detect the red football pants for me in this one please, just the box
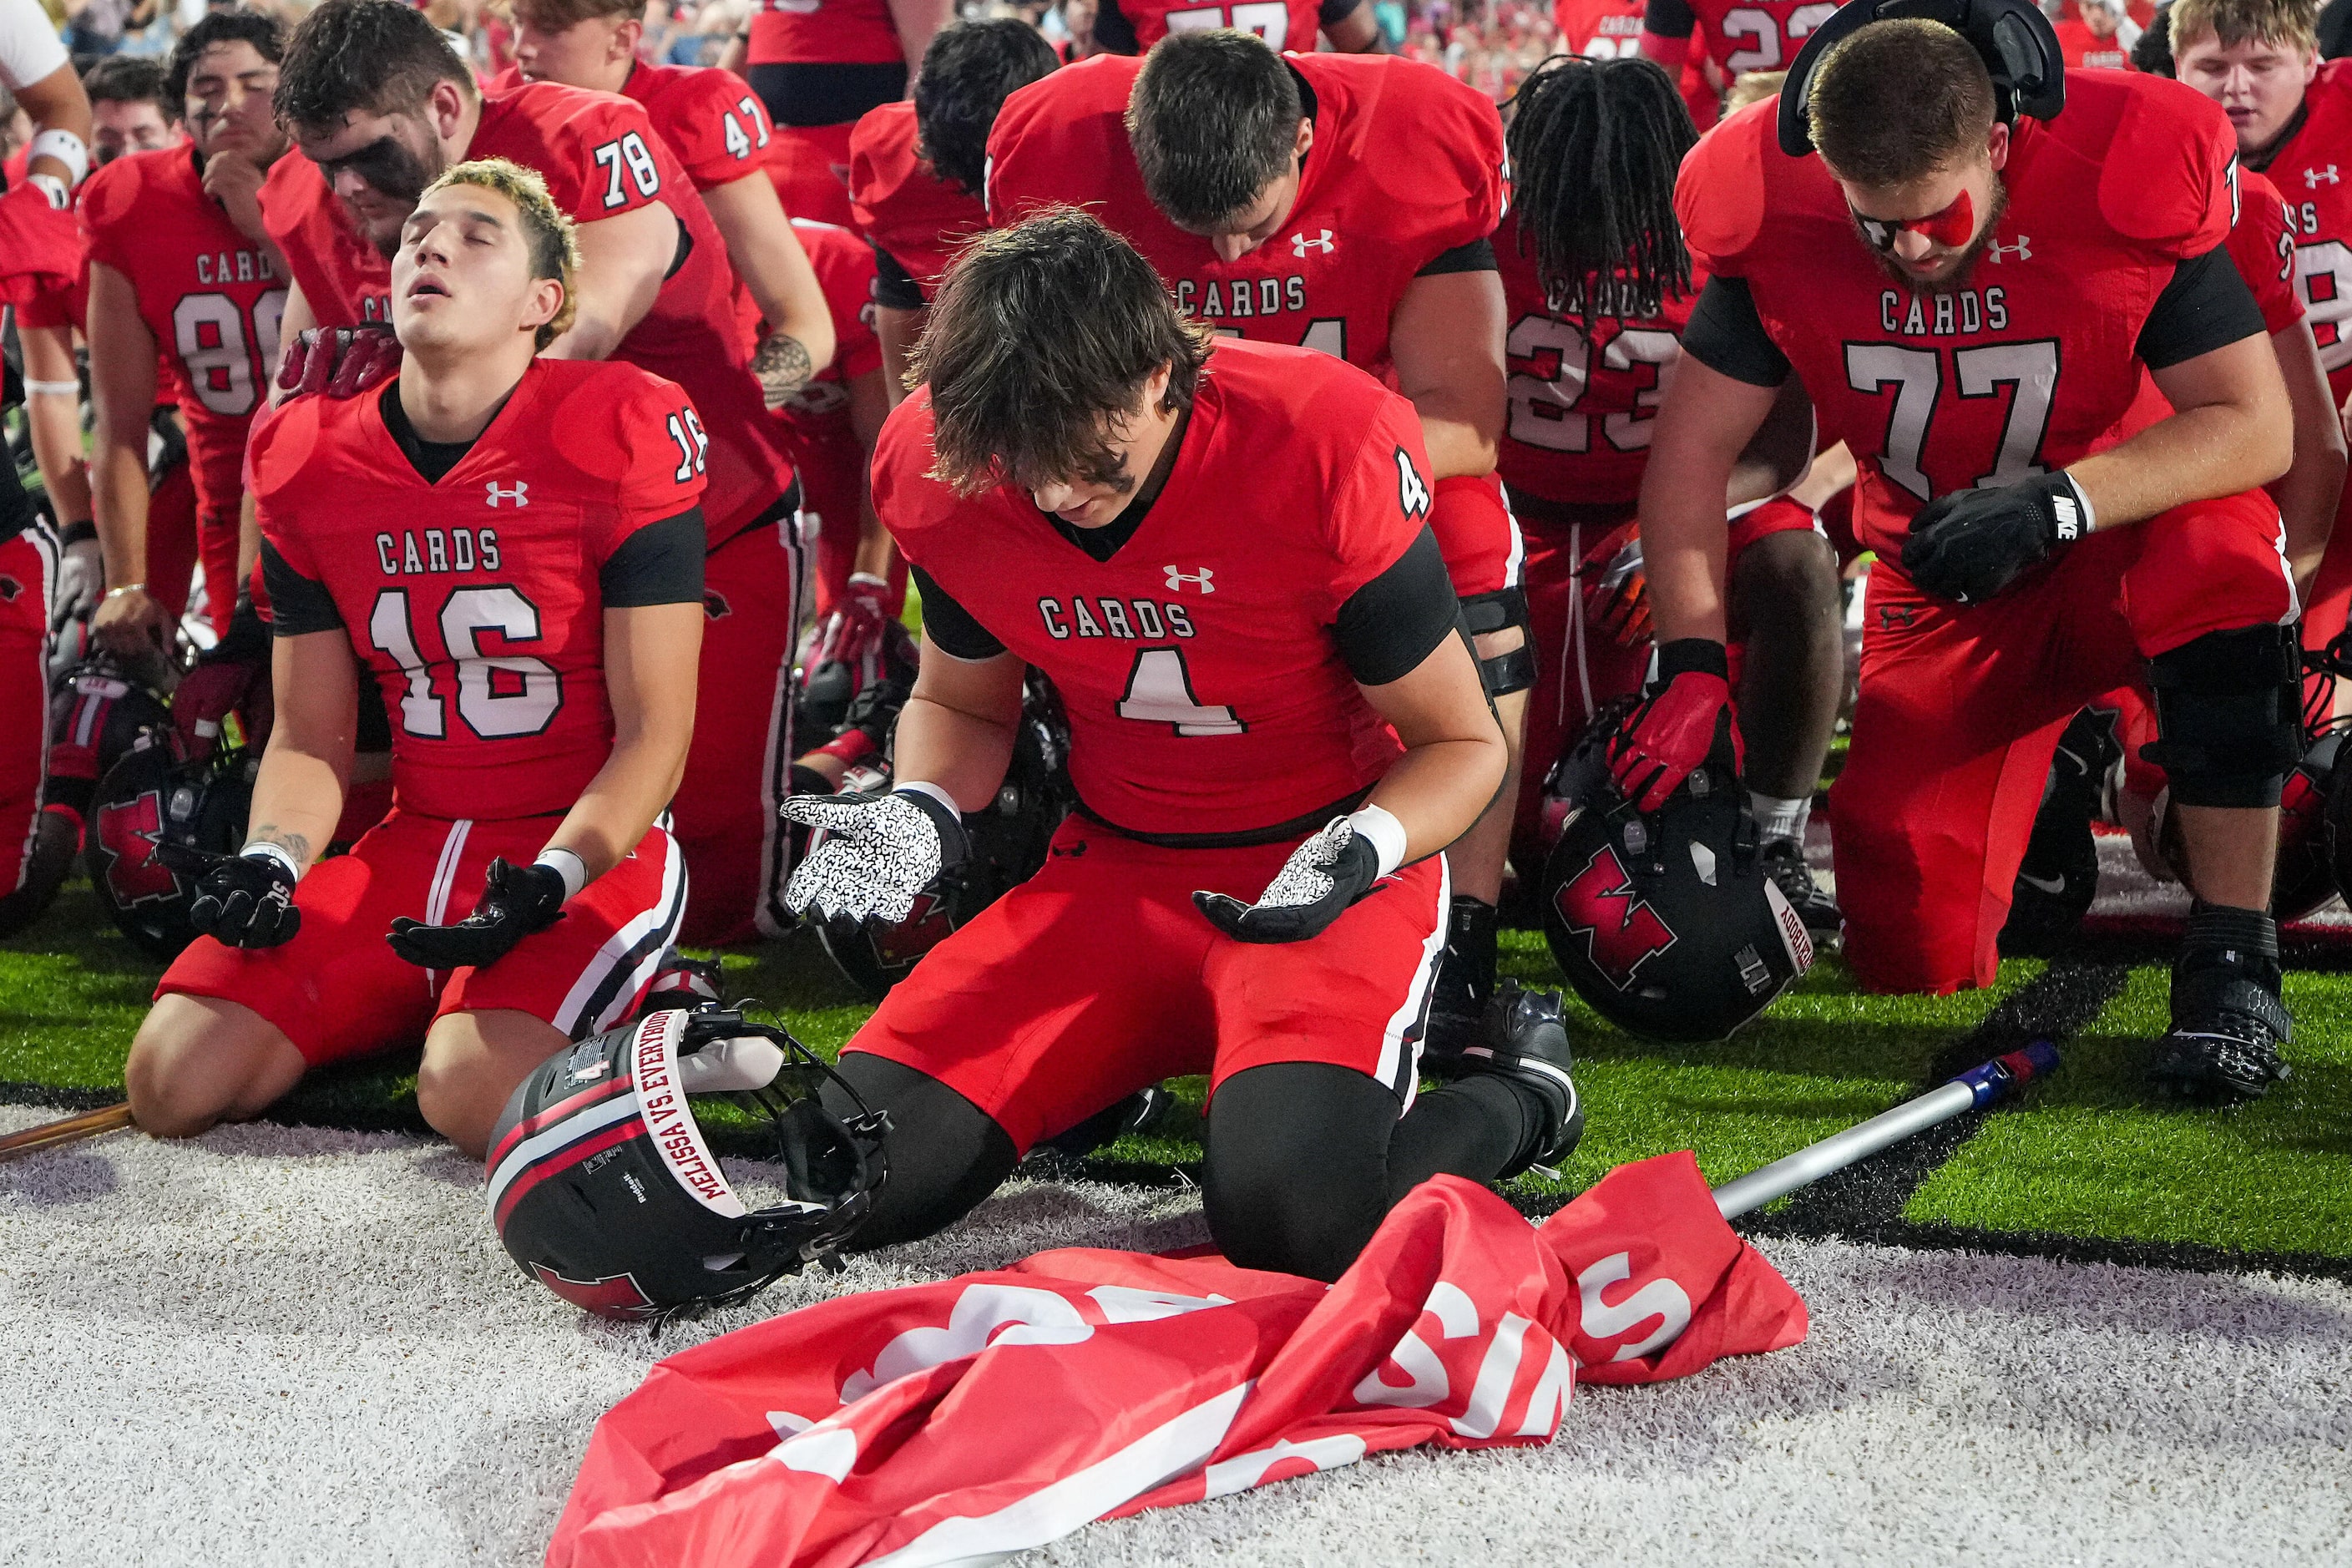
[157,809,687,1065]
[1832,490,2295,994]
[1428,473,1523,599]
[140,461,235,638]
[0,529,51,890]
[847,816,1451,1155]
[2297,473,2352,662]
[765,123,857,228]
[672,517,802,945]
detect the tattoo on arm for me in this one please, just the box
[752,331,815,401]
[246,826,313,867]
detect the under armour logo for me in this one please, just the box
[485,481,529,507]
[2308,164,2340,188]
[1291,229,1335,256]
[1987,238,2032,263]
[1165,566,1215,594]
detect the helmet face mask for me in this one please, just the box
[488,1009,889,1323]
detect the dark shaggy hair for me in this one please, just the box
[915,18,1058,195]
[275,0,470,133]
[83,55,166,110]
[1506,54,1696,322]
[2133,4,2178,73]
[1126,29,1302,230]
[164,8,286,115]
[1808,19,1996,188]
[914,206,1214,494]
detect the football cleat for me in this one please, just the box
[1758,838,1843,944]
[1455,981,1585,1180]
[2151,907,2294,1105]
[1422,895,1500,1076]
[2000,706,2120,956]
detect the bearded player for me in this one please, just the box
[266,0,807,944]
[1639,9,2303,1101]
[782,210,1580,1282]
[1499,54,1842,932]
[125,159,701,1159]
[82,9,286,695]
[987,32,1527,1056]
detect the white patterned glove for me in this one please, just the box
[779,787,968,923]
[1193,817,1385,944]
[49,535,102,639]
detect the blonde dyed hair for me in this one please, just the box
[420,157,582,349]
[2167,0,2320,55]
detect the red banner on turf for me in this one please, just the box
[549,1153,1806,1567]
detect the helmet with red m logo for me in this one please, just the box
[1540,736,1813,1042]
[488,1008,888,1323]
[84,741,257,960]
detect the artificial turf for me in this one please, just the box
[4,883,2345,1272]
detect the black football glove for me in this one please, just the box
[1900,471,2090,605]
[387,856,567,971]
[158,846,302,949]
[1194,817,1383,944]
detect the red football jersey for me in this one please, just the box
[488,63,784,195]
[1646,0,1838,78]
[873,339,1435,838]
[250,359,706,822]
[987,53,1507,376]
[2231,169,2302,336]
[1678,73,2245,558]
[847,100,986,304]
[746,0,902,68]
[776,216,882,495]
[2053,18,2130,69]
[1495,206,1699,507]
[2263,61,2352,405]
[1095,0,1324,52]
[82,145,289,526]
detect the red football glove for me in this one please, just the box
[174,594,275,760]
[276,324,402,400]
[1607,639,1741,812]
[807,573,895,697]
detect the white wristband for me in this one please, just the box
[1345,803,1408,879]
[535,847,588,902]
[23,379,76,397]
[2055,470,2095,539]
[28,129,86,188]
[893,779,961,820]
[240,842,301,882]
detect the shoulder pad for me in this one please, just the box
[2096,74,2238,251]
[1676,101,1774,271]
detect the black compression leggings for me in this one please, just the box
[824,1055,1530,1282]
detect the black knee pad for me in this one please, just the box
[1202,1063,1395,1281]
[2141,625,2303,809]
[1461,586,1535,696]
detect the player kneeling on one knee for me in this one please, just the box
[124,159,704,1159]
[779,210,1585,1282]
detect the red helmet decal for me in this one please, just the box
[530,1262,657,1319]
[94,790,176,907]
[1555,844,1677,989]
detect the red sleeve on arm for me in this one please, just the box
[2231,171,2304,335]
[513,90,673,224]
[615,377,711,552]
[1675,99,1771,274]
[2100,77,2240,255]
[1323,388,1439,614]
[655,69,768,190]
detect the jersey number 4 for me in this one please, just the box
[369,585,561,741]
[1844,339,2059,501]
[174,289,287,419]
[1116,647,1244,736]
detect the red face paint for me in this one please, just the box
[1851,187,1976,252]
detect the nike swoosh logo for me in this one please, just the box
[2017,873,2068,895]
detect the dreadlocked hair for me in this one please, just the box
[1505,54,1697,323]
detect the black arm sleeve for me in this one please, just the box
[600,510,707,607]
[260,538,344,636]
[871,242,926,313]
[2137,245,2271,370]
[1093,0,1140,53]
[1333,526,1460,685]
[909,564,1008,660]
[1644,0,1697,37]
[1414,236,1499,277]
[1682,276,1793,387]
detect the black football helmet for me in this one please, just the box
[84,741,257,960]
[1534,694,1640,859]
[816,674,1074,1000]
[488,1007,889,1323]
[46,650,175,818]
[1541,715,1813,1042]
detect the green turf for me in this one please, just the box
[5,883,2345,1264]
